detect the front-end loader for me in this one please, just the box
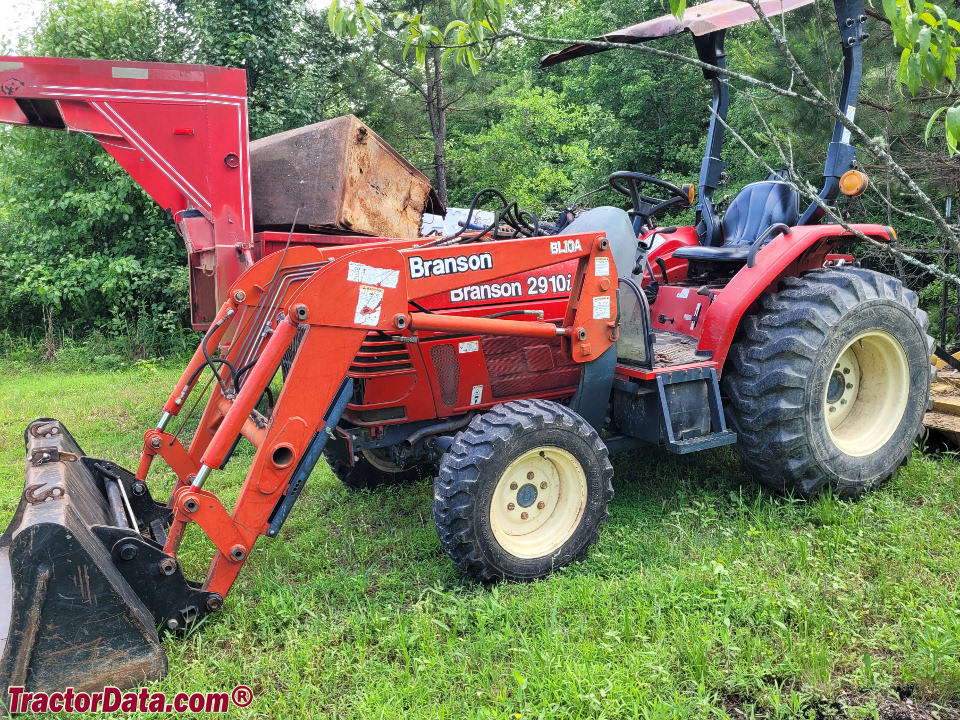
[0,0,935,705]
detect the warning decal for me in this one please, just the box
[355,285,384,326]
[593,295,611,320]
[347,262,399,288]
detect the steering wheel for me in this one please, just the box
[608,171,694,232]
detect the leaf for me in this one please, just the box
[906,51,922,94]
[919,25,932,56]
[327,0,340,34]
[907,11,923,45]
[923,105,948,142]
[884,0,912,47]
[669,0,686,20]
[946,105,960,143]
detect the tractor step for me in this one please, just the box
[611,366,736,454]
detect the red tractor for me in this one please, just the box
[0,0,933,702]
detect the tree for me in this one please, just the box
[328,0,505,203]
[170,0,353,139]
[0,0,193,342]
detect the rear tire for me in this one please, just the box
[324,441,423,491]
[723,268,934,499]
[433,399,614,582]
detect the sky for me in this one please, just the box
[0,0,43,48]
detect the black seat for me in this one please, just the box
[672,181,799,263]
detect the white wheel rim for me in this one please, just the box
[824,330,910,457]
[489,447,587,559]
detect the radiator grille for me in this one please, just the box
[480,335,580,399]
[348,333,413,377]
[280,324,308,379]
[429,344,460,406]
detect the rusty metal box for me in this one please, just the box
[250,114,442,238]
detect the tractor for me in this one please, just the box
[0,0,934,703]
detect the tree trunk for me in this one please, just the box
[425,47,448,205]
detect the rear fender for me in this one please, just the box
[698,223,892,371]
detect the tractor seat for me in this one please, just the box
[672,181,799,263]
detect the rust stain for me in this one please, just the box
[72,564,95,605]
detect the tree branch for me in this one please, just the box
[713,101,960,288]
[740,0,960,252]
[373,58,430,103]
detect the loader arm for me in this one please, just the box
[144,231,616,598]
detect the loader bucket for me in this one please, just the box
[0,419,166,710]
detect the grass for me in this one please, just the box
[0,363,959,718]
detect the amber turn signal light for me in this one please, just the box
[839,170,868,197]
[682,183,696,206]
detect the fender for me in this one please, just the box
[643,226,700,284]
[698,223,893,371]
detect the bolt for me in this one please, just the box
[510,482,518,490]
[540,481,547,490]
[295,304,309,321]
[840,399,847,405]
[206,594,224,613]
[537,501,545,510]
[150,437,162,449]
[131,481,147,497]
[159,558,177,576]
[229,545,247,562]
[843,367,851,375]
[507,503,516,511]
[527,472,534,480]
[846,383,853,389]
[119,543,139,561]
[521,512,529,520]
[835,363,840,369]
[184,498,199,513]
[829,406,837,412]
[166,618,180,631]
[234,290,246,303]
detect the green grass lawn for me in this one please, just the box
[0,363,958,718]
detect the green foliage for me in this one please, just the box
[328,0,505,73]
[0,0,192,346]
[448,86,616,212]
[0,129,190,338]
[884,0,960,153]
[175,0,348,139]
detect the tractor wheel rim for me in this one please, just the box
[362,449,403,473]
[490,446,587,559]
[824,330,910,457]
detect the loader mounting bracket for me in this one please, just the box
[92,526,222,633]
[84,458,174,545]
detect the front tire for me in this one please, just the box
[723,268,934,499]
[433,400,614,582]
